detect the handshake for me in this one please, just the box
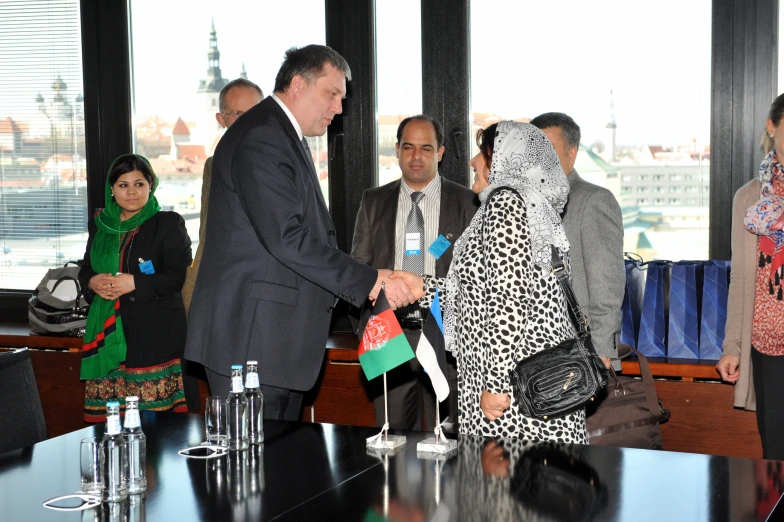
[369,269,424,309]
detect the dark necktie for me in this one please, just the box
[400,192,425,320]
[301,137,327,208]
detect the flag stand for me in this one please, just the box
[366,372,406,450]
[417,397,457,458]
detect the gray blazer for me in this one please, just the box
[184,97,378,391]
[561,170,625,368]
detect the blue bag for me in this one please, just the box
[698,260,731,360]
[637,261,671,358]
[667,261,704,359]
[620,257,646,348]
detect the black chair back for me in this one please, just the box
[0,348,47,454]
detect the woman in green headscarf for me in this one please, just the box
[78,154,193,422]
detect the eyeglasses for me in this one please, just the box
[178,445,228,459]
[220,110,245,118]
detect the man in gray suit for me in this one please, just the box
[531,112,624,370]
[351,115,479,431]
[185,45,414,420]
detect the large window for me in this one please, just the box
[470,0,711,261]
[129,1,326,248]
[375,0,422,186]
[0,0,87,291]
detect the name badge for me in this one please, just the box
[428,235,452,260]
[405,233,421,256]
[138,259,155,275]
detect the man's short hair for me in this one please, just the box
[396,114,445,148]
[529,112,581,151]
[218,78,263,112]
[273,45,351,93]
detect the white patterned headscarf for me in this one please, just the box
[442,121,570,353]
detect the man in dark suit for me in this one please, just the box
[351,115,479,431]
[185,45,414,421]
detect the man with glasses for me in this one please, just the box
[183,78,263,314]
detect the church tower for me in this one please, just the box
[605,89,617,163]
[197,18,228,152]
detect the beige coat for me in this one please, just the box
[722,179,760,411]
[181,156,212,315]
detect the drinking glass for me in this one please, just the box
[205,396,228,447]
[80,437,104,495]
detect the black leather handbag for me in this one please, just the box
[508,245,609,420]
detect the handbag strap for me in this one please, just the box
[49,276,85,310]
[617,343,670,422]
[483,187,590,338]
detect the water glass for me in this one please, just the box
[80,437,104,495]
[205,396,228,446]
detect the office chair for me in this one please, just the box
[0,348,47,454]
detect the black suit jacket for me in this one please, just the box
[350,177,479,332]
[80,211,192,368]
[185,96,377,391]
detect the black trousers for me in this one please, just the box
[752,347,784,460]
[371,329,459,432]
[205,368,303,421]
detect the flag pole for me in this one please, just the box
[383,372,389,443]
[434,397,440,443]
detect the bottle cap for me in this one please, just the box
[246,360,258,365]
[126,396,139,402]
[106,401,120,407]
[231,364,243,370]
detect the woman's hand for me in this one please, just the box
[480,389,511,421]
[88,273,116,300]
[481,440,510,478]
[716,354,740,383]
[106,273,135,299]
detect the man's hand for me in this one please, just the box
[480,389,511,421]
[716,354,740,383]
[600,356,612,369]
[369,269,416,309]
[388,271,424,301]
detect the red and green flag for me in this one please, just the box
[358,287,415,380]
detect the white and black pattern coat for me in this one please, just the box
[421,189,587,442]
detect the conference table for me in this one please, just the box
[1,412,783,521]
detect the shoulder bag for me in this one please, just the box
[483,187,609,420]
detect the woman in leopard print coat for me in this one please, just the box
[394,121,585,442]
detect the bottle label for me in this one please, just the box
[107,415,122,435]
[125,409,140,429]
[231,376,244,393]
[246,372,260,389]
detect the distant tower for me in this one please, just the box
[197,18,228,151]
[170,117,191,158]
[240,62,248,80]
[605,89,617,163]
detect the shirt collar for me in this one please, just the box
[400,173,441,198]
[271,93,303,141]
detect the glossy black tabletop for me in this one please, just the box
[1,412,782,521]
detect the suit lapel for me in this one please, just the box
[381,181,400,268]
[266,98,333,225]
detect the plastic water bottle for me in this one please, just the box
[123,396,147,493]
[245,361,264,444]
[227,365,249,450]
[102,401,128,502]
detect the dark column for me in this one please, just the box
[422,0,471,188]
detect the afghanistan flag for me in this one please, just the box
[358,287,415,380]
[415,289,450,402]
